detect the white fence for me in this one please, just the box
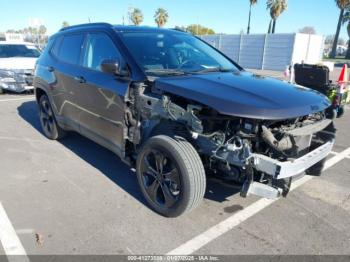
[200,33,325,71]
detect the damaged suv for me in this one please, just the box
[34,23,335,217]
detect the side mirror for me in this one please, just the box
[100,59,128,77]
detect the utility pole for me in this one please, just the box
[127,6,134,25]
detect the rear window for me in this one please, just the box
[0,44,41,58]
[57,34,84,65]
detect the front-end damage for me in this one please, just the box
[125,81,335,200]
[0,69,34,93]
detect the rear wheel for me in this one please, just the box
[136,135,206,217]
[39,95,66,140]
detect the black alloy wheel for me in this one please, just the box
[139,148,181,208]
[136,135,206,217]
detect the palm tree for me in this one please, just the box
[130,8,144,26]
[266,0,287,34]
[342,9,350,58]
[38,25,47,46]
[154,8,169,28]
[247,0,257,34]
[330,0,350,58]
[62,21,70,28]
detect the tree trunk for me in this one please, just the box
[247,3,252,34]
[268,19,272,34]
[330,9,345,58]
[272,19,276,34]
[346,23,350,59]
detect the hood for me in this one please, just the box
[155,71,330,120]
[0,57,37,70]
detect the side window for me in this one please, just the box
[58,34,84,65]
[83,33,122,71]
[50,36,62,57]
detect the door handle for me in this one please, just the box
[74,76,86,83]
[47,66,55,72]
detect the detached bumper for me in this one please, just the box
[252,139,335,179]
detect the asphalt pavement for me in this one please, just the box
[0,91,349,259]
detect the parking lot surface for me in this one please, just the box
[0,92,350,258]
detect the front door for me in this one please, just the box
[78,32,130,156]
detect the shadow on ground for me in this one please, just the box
[17,101,239,209]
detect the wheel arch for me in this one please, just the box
[35,87,47,103]
[143,119,192,143]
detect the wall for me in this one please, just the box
[200,33,324,71]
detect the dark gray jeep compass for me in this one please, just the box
[34,23,335,217]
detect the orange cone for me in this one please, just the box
[337,64,349,94]
[337,64,348,83]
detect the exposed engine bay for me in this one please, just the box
[125,81,335,199]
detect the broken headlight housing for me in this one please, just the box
[0,69,16,88]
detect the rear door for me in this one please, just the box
[50,33,85,129]
[78,31,130,156]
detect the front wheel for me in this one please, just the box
[337,106,345,118]
[136,135,206,217]
[306,122,336,176]
[306,158,326,176]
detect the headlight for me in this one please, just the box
[0,69,16,86]
[0,70,17,90]
[0,69,15,78]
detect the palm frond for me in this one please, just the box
[131,8,144,25]
[336,0,350,9]
[154,8,169,27]
[266,0,287,19]
[342,10,350,24]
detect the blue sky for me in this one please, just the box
[0,0,348,39]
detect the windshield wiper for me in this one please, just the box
[190,67,234,74]
[145,68,188,76]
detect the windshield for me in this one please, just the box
[0,44,41,58]
[119,31,239,76]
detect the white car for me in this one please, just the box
[0,41,41,93]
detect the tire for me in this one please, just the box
[38,95,66,140]
[337,106,345,118]
[136,135,206,217]
[325,107,337,120]
[305,158,326,176]
[306,122,336,176]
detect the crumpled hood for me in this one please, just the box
[0,57,37,70]
[155,71,330,120]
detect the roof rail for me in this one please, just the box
[172,27,188,33]
[60,22,112,32]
